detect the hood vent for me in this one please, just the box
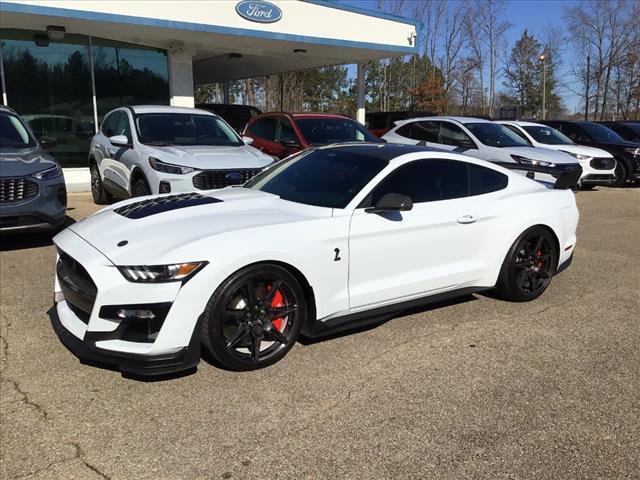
[114,192,222,219]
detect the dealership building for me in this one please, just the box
[0,0,418,190]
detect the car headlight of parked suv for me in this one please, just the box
[118,262,208,283]
[148,157,196,175]
[559,151,592,161]
[32,164,63,180]
[511,154,555,168]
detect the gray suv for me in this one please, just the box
[0,106,67,233]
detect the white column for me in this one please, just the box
[356,63,365,125]
[168,44,194,108]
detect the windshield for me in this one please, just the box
[136,113,242,146]
[0,113,36,149]
[296,118,379,146]
[244,148,388,208]
[465,123,529,148]
[580,123,624,142]
[523,125,573,145]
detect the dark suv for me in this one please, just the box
[196,103,262,134]
[0,106,67,233]
[540,120,640,186]
[599,121,640,143]
[243,112,380,159]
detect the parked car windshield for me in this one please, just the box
[0,112,36,149]
[244,148,388,208]
[465,123,529,148]
[579,123,625,142]
[523,125,573,145]
[296,118,379,145]
[135,113,243,146]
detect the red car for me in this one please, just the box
[242,112,380,159]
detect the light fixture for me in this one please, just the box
[227,53,243,60]
[293,48,307,55]
[46,25,66,41]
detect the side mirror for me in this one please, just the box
[242,136,254,145]
[365,193,413,214]
[279,138,301,149]
[39,136,57,151]
[458,140,476,149]
[109,135,129,146]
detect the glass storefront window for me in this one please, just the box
[0,30,169,168]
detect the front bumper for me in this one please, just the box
[51,228,216,377]
[0,175,67,233]
[580,174,616,186]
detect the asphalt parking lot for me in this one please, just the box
[1,187,639,480]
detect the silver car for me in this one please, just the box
[0,106,67,233]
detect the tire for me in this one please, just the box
[612,161,627,187]
[201,264,306,371]
[494,226,558,302]
[131,176,151,197]
[90,163,112,205]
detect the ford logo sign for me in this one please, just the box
[236,1,282,23]
[225,172,244,183]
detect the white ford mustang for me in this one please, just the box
[52,143,579,376]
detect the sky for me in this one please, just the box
[340,0,584,112]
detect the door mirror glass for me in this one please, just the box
[242,135,254,145]
[279,138,300,149]
[38,136,57,151]
[366,193,413,213]
[109,134,129,146]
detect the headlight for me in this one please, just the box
[149,157,195,175]
[32,165,62,180]
[511,154,555,168]
[559,151,592,161]
[624,147,639,157]
[118,262,207,283]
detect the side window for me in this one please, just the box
[277,118,298,143]
[438,122,475,147]
[101,113,114,137]
[468,164,508,195]
[368,159,469,205]
[248,117,278,141]
[503,124,530,144]
[395,123,414,139]
[110,111,132,142]
[560,124,589,142]
[396,121,438,142]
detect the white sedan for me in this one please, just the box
[52,144,579,376]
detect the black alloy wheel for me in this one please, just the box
[201,264,306,371]
[90,164,111,204]
[612,161,627,187]
[132,177,151,197]
[495,226,558,302]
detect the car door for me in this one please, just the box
[245,116,282,157]
[99,110,136,194]
[348,159,490,310]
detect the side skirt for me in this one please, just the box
[306,286,489,339]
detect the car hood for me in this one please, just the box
[0,147,57,177]
[146,144,274,170]
[63,187,331,265]
[503,146,578,164]
[547,144,614,158]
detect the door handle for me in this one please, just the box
[457,215,477,224]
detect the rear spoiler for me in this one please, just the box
[495,162,583,190]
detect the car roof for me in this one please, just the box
[501,120,547,127]
[317,142,485,163]
[396,116,494,126]
[129,105,216,116]
[289,112,350,119]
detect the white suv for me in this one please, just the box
[498,120,616,187]
[88,105,274,203]
[382,116,580,185]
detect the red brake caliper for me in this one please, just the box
[270,288,285,331]
[536,249,544,269]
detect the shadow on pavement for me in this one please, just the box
[0,216,76,252]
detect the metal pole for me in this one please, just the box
[356,63,365,124]
[585,55,590,121]
[0,41,8,106]
[88,36,99,133]
[542,56,546,120]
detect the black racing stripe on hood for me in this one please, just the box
[114,192,222,219]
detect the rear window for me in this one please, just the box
[296,118,379,145]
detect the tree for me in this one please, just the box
[409,70,445,113]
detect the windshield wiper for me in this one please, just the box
[144,141,176,146]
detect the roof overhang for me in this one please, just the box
[0,0,419,83]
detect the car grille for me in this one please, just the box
[590,157,616,170]
[56,250,98,317]
[192,169,262,190]
[0,177,39,203]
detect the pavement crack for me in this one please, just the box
[12,454,79,480]
[5,378,49,421]
[0,333,8,360]
[73,443,113,480]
